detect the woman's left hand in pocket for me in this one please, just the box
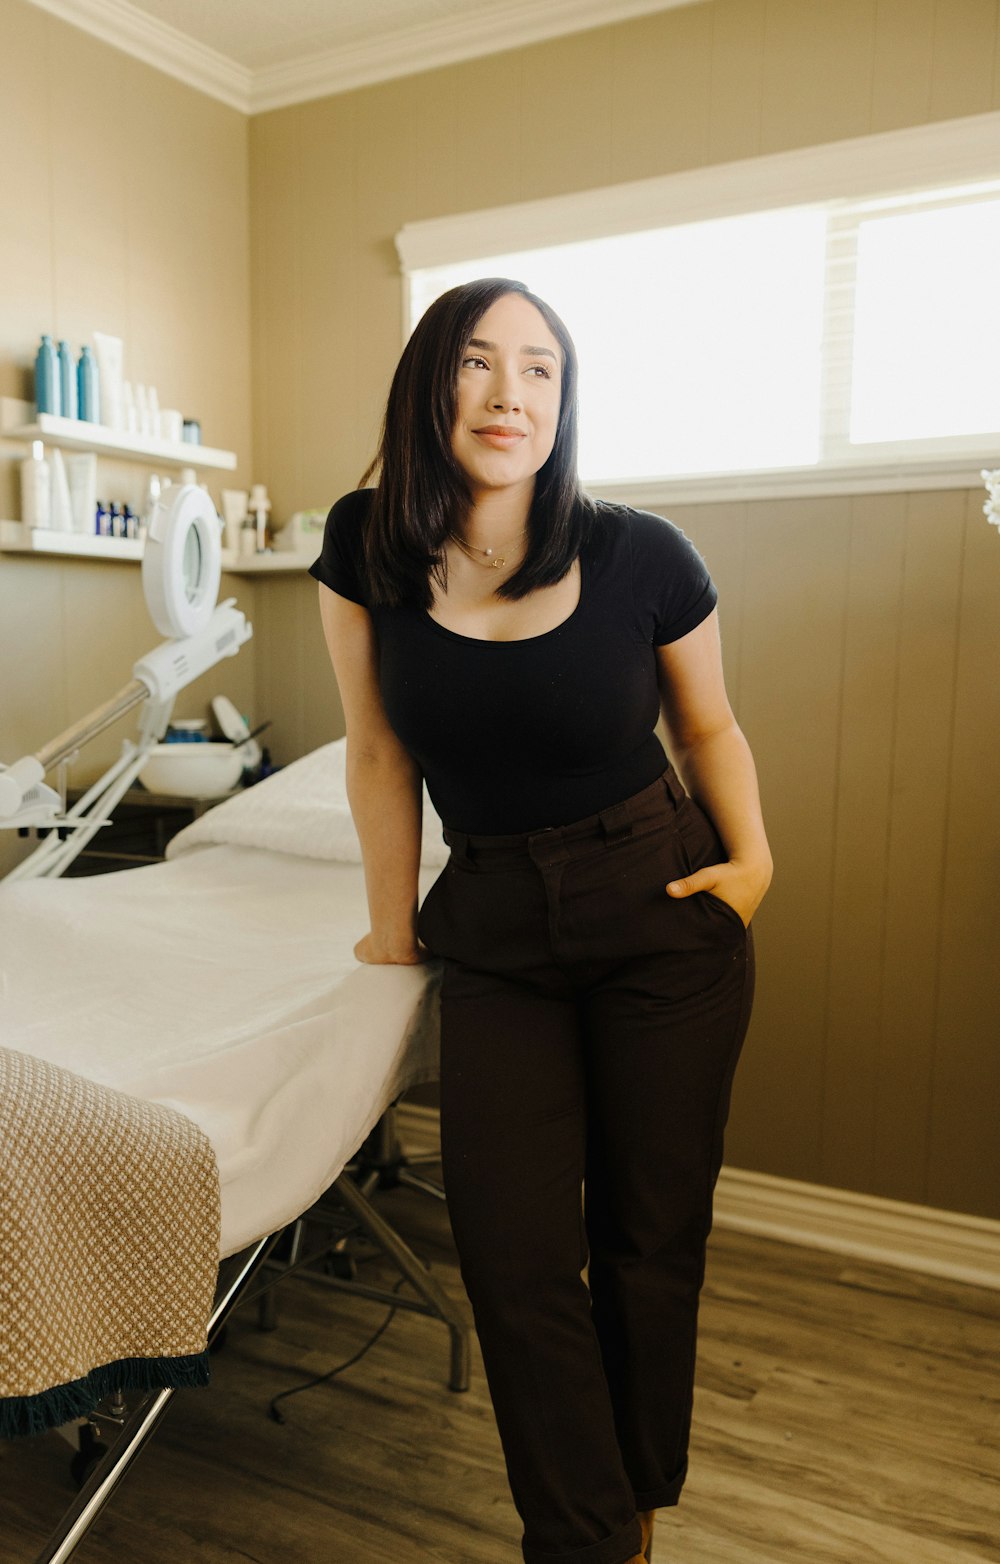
[666,858,772,929]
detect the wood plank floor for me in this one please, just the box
[4,1111,998,1564]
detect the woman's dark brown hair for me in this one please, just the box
[357,276,598,610]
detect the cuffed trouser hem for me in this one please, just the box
[522,1514,643,1564]
[632,1458,687,1512]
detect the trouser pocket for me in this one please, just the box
[676,798,748,935]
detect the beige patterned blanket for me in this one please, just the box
[0,1047,221,1437]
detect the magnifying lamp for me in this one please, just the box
[0,482,253,875]
[142,482,222,637]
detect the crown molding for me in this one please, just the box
[249,0,708,113]
[24,0,708,116]
[27,0,252,111]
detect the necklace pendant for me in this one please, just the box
[484,546,494,556]
[491,556,504,569]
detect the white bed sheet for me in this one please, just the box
[0,844,442,1258]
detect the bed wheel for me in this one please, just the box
[70,1423,109,1489]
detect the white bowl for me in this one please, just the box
[138,741,244,799]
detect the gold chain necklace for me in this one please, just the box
[448,527,526,571]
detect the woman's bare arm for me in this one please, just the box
[656,608,772,927]
[317,581,427,963]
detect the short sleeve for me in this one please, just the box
[307,489,372,606]
[627,507,718,646]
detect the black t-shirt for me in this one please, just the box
[309,489,717,834]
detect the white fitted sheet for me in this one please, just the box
[0,844,442,1257]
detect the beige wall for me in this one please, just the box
[0,0,255,877]
[1,0,997,1219]
[248,0,1000,1220]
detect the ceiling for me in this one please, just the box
[27,0,707,113]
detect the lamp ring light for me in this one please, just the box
[141,482,222,639]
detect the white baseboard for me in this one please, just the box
[396,1102,1000,1291]
[709,1166,1000,1291]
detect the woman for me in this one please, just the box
[310,277,772,1564]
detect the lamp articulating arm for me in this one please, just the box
[0,482,253,881]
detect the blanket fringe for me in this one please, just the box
[0,1351,211,1440]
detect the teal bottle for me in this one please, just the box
[77,345,100,423]
[57,340,78,420]
[34,334,60,416]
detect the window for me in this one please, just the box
[397,116,1000,500]
[849,193,1000,445]
[410,208,829,485]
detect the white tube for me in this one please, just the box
[65,452,98,534]
[49,447,73,532]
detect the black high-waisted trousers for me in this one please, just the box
[416,762,755,1564]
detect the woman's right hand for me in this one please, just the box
[354,932,431,965]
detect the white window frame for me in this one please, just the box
[396,111,1000,505]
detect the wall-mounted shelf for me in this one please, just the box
[219,549,317,573]
[0,520,315,575]
[0,397,237,471]
[0,521,142,560]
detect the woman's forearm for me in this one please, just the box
[670,722,773,881]
[347,745,424,956]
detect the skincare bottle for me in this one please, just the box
[95,499,111,537]
[34,335,60,417]
[21,440,51,529]
[123,380,137,434]
[141,473,162,543]
[220,489,248,555]
[136,383,150,437]
[249,483,271,553]
[92,332,123,430]
[148,385,161,439]
[77,345,100,423]
[109,502,124,539]
[57,340,78,420]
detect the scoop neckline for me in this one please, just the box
[421,551,586,645]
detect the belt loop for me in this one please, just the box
[598,799,634,845]
[445,828,473,861]
[662,764,687,810]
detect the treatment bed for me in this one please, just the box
[0,738,463,1562]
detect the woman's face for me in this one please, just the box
[450,293,563,501]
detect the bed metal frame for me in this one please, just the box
[2,561,466,1560]
[31,1119,470,1564]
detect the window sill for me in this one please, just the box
[586,453,996,508]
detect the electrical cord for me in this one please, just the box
[266,1255,426,1424]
